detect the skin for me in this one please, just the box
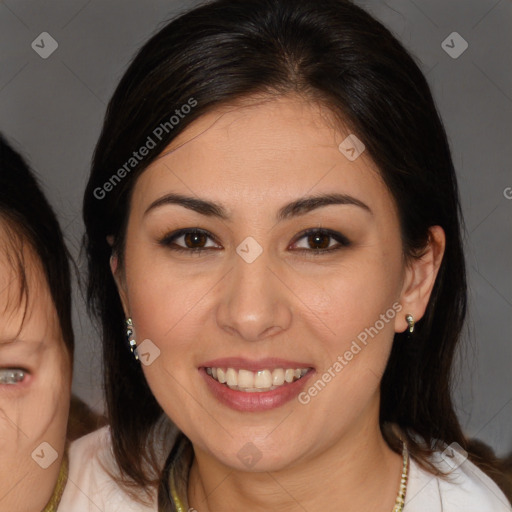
[0,222,71,512]
[113,95,445,511]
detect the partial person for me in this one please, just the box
[0,134,73,512]
[0,134,105,511]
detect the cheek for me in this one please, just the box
[0,402,25,451]
[0,391,68,512]
[126,251,218,352]
[317,251,403,335]
[305,246,403,404]
[0,357,71,449]
[125,261,226,429]
[0,395,42,471]
[41,351,72,432]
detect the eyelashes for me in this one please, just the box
[159,228,221,254]
[0,368,27,385]
[292,228,351,253]
[158,227,351,256]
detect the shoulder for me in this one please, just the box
[57,426,157,512]
[405,446,512,512]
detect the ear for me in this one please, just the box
[110,251,130,319]
[395,225,445,333]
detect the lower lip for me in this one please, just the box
[200,368,315,412]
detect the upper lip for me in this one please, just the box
[200,357,314,372]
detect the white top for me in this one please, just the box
[59,426,511,511]
[58,426,157,512]
[404,446,511,511]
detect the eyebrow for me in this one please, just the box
[144,192,372,221]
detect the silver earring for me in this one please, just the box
[126,317,139,360]
[405,314,415,334]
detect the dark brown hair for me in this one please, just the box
[83,0,501,501]
[0,134,74,358]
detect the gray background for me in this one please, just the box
[0,0,510,455]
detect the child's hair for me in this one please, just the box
[0,134,74,357]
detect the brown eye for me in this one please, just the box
[159,228,221,253]
[184,231,208,248]
[307,232,331,250]
[291,228,350,254]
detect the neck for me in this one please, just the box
[187,401,403,512]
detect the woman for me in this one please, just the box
[69,0,511,510]
[0,134,73,512]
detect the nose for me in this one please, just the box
[216,249,292,342]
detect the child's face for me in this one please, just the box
[0,221,72,512]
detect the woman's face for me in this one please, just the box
[0,224,71,512]
[115,95,441,472]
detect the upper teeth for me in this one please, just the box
[206,367,309,392]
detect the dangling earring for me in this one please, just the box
[126,317,139,360]
[405,314,415,334]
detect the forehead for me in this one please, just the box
[0,221,59,345]
[134,95,392,215]
[159,95,368,172]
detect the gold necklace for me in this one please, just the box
[393,442,409,512]
[41,452,69,512]
[167,442,409,512]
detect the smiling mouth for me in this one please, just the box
[205,367,311,392]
